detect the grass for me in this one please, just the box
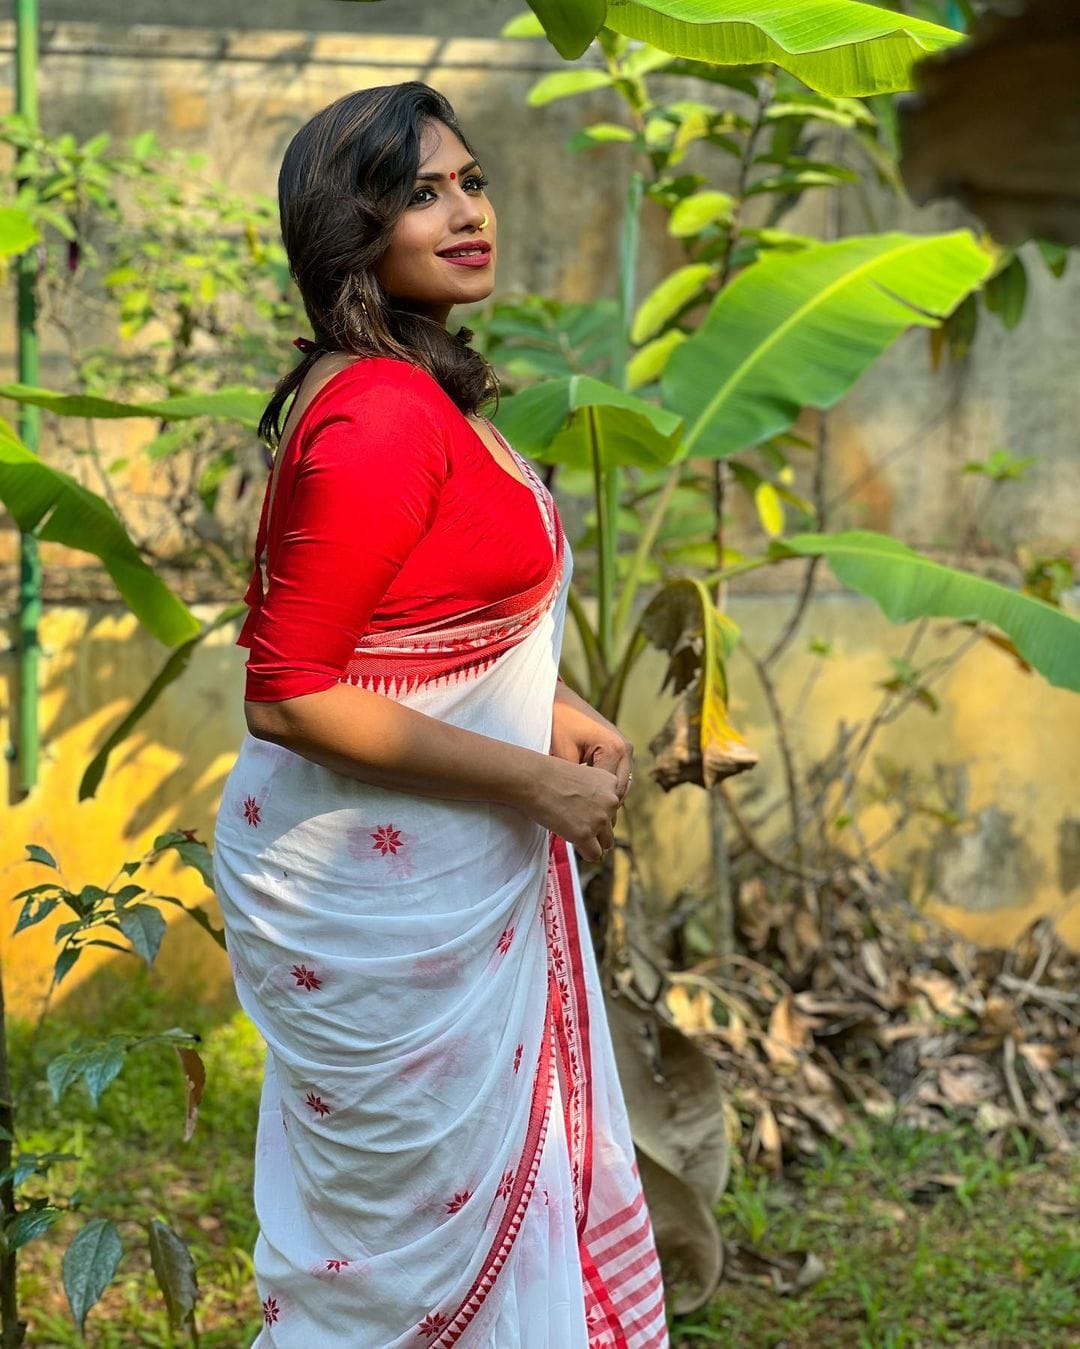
[676,1122,1080,1347]
[9,966,1079,1347]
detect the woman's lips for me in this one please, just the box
[437,251,492,268]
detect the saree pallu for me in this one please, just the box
[214,458,668,1347]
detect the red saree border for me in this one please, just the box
[341,506,565,694]
[429,976,556,1346]
[546,834,594,1236]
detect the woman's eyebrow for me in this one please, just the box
[415,159,480,182]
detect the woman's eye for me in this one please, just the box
[411,175,489,205]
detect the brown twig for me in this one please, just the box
[764,409,830,668]
[741,639,807,872]
[719,782,829,884]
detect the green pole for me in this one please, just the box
[15,0,40,796]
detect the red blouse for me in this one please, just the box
[239,357,555,702]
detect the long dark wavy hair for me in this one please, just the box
[258,82,500,448]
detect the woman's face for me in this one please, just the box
[374,118,496,325]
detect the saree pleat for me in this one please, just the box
[214,450,667,1346]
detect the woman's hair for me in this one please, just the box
[259,81,500,447]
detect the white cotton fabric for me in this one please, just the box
[214,462,668,1347]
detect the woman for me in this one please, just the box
[214,81,668,1348]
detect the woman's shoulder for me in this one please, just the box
[301,355,455,426]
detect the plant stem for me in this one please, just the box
[0,962,26,1348]
[589,405,615,666]
[566,584,607,700]
[742,639,807,874]
[612,460,682,655]
[763,409,829,668]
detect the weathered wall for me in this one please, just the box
[2,10,1078,1014]
[3,598,1078,1020]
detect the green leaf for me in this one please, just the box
[605,0,962,96]
[82,1045,127,1106]
[148,1219,199,1332]
[0,383,265,428]
[1036,239,1068,278]
[631,263,716,343]
[983,254,1028,330]
[774,532,1080,692]
[665,231,993,460]
[962,449,1036,482]
[13,894,59,934]
[48,1041,128,1108]
[668,191,734,238]
[501,12,546,38]
[491,376,683,470]
[746,166,859,195]
[63,1218,123,1334]
[525,0,607,59]
[6,1205,64,1251]
[52,945,81,988]
[112,884,146,907]
[25,843,58,868]
[176,903,227,951]
[626,329,687,390]
[763,95,876,129]
[152,831,216,892]
[754,481,785,537]
[118,904,167,966]
[0,206,39,258]
[527,68,613,107]
[0,419,199,646]
[80,603,246,798]
[569,123,639,152]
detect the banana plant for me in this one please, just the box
[0,386,266,787]
[0,385,264,645]
[521,0,962,93]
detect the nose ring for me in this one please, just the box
[478,212,489,230]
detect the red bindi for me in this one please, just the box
[449,172,456,180]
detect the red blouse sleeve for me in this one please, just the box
[243,366,450,702]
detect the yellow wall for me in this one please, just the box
[1,605,240,1020]
[3,595,1077,1021]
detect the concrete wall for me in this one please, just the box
[2,10,1078,1014]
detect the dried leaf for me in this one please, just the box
[666,983,719,1036]
[605,994,730,1314]
[749,1102,783,1174]
[910,971,965,1017]
[1019,1042,1059,1072]
[764,994,817,1070]
[724,1241,827,1294]
[638,1152,724,1314]
[640,579,758,791]
[938,1055,999,1108]
[176,1047,206,1143]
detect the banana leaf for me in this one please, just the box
[605,0,961,96]
[775,532,1080,693]
[0,419,198,646]
[492,375,684,470]
[636,577,758,789]
[526,0,608,58]
[0,383,265,429]
[665,230,993,460]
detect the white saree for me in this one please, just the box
[213,448,668,1347]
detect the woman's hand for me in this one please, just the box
[526,758,621,863]
[550,681,634,805]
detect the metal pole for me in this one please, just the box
[15,0,40,795]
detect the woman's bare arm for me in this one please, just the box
[245,683,620,859]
